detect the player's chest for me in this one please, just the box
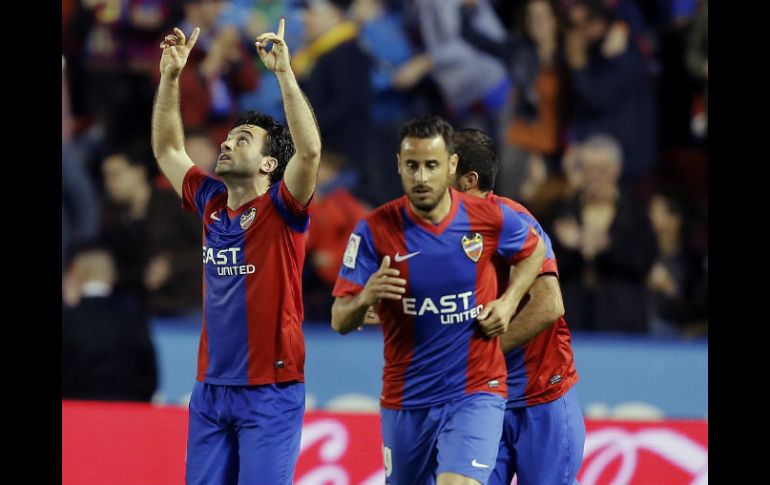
[202,201,277,246]
[382,226,497,289]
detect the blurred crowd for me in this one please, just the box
[62,0,707,400]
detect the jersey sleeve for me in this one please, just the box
[496,203,541,264]
[332,219,380,298]
[269,180,312,232]
[512,210,560,277]
[181,165,226,218]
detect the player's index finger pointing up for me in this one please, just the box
[277,18,285,39]
[188,27,200,49]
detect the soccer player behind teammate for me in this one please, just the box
[454,128,584,485]
[331,117,546,485]
[151,19,321,485]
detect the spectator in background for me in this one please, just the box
[101,152,202,315]
[67,0,171,150]
[62,145,101,270]
[460,0,566,200]
[647,191,707,338]
[293,0,373,195]
[304,150,369,319]
[63,57,100,268]
[62,245,158,402]
[173,0,260,143]
[225,0,308,121]
[185,129,219,174]
[351,0,434,204]
[603,0,656,62]
[564,0,656,187]
[551,134,656,333]
[415,0,510,142]
[685,0,707,139]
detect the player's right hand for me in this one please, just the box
[361,256,407,306]
[159,27,200,78]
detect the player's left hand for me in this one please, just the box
[255,18,291,73]
[477,298,516,337]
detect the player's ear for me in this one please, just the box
[396,153,402,175]
[260,156,278,175]
[467,171,479,189]
[449,153,458,175]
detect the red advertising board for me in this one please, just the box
[62,401,707,485]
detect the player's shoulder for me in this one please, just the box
[490,193,536,219]
[458,189,504,221]
[362,196,407,228]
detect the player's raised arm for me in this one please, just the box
[331,256,406,335]
[151,26,200,197]
[255,19,321,206]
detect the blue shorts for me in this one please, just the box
[380,392,506,485]
[185,381,305,485]
[489,386,585,485]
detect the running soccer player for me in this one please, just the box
[331,117,547,485]
[151,20,321,485]
[453,128,584,485]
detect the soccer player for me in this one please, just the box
[331,117,547,485]
[453,128,584,485]
[151,20,321,485]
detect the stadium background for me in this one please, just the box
[61,0,708,483]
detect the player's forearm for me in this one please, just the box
[277,71,321,162]
[331,295,370,335]
[501,276,564,353]
[151,75,186,159]
[501,237,547,312]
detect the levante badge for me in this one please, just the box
[461,233,483,262]
[240,207,257,230]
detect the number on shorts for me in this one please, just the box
[383,445,393,477]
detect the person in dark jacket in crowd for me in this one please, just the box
[551,134,657,333]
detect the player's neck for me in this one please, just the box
[411,188,453,224]
[468,188,490,199]
[224,176,270,210]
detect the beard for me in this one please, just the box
[215,162,253,179]
[406,179,450,213]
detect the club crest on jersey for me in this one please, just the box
[240,208,257,230]
[461,233,483,262]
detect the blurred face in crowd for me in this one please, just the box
[526,0,557,44]
[186,134,218,174]
[579,145,620,200]
[186,0,227,30]
[567,2,606,43]
[649,195,682,236]
[102,154,148,204]
[397,135,458,213]
[302,2,343,41]
[350,0,381,23]
[216,124,276,179]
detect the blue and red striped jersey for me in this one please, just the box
[182,165,309,386]
[488,193,579,408]
[332,189,541,409]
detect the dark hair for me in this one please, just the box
[453,128,498,191]
[398,116,455,154]
[234,111,296,185]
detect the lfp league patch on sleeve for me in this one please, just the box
[343,233,361,269]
